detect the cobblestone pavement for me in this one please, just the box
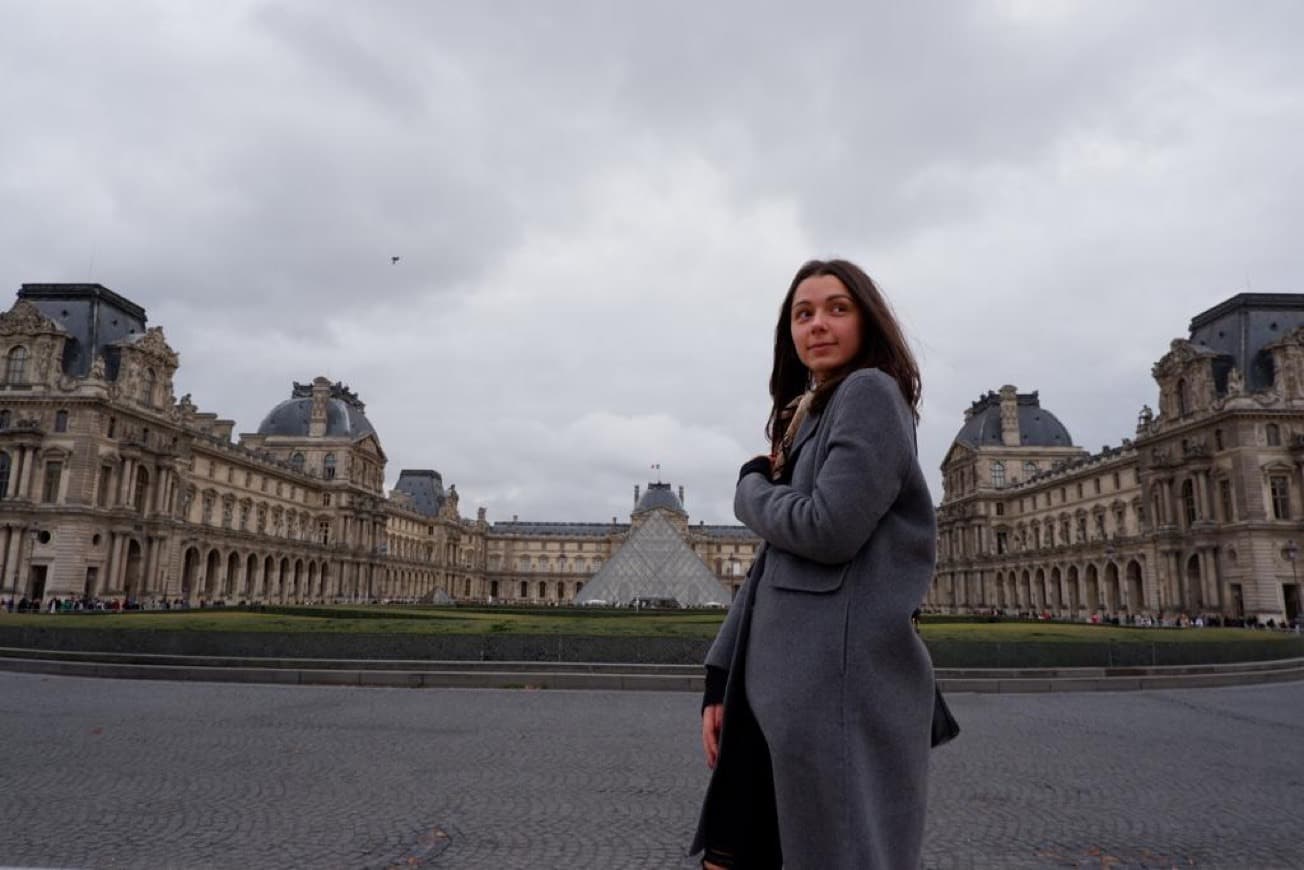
[0,674,1300,869]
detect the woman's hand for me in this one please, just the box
[702,703,724,769]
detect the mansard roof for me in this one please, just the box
[392,469,445,518]
[16,283,146,377]
[1187,292,1304,392]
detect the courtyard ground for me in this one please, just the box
[1,672,1301,868]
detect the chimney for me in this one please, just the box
[634,485,640,508]
[999,385,1020,447]
[309,376,331,437]
[679,485,685,505]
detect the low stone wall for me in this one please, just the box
[0,625,711,664]
[926,637,1304,669]
[1,624,1302,667]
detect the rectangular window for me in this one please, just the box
[1112,471,1121,490]
[94,466,110,507]
[995,502,1005,516]
[1095,514,1106,538]
[996,531,1008,555]
[1270,475,1291,520]
[42,461,62,503]
[1219,479,1233,522]
[1093,478,1101,495]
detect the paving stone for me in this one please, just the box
[0,673,1299,868]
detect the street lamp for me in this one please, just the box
[1287,541,1300,627]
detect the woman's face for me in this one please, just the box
[791,274,863,383]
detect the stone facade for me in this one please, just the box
[0,284,758,607]
[934,293,1304,625]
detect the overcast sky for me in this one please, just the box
[3,1,1302,525]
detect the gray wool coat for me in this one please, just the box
[691,367,938,869]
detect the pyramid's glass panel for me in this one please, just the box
[575,512,731,607]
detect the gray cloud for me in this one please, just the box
[3,0,1303,523]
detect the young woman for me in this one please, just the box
[691,259,938,869]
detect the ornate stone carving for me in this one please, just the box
[127,326,179,367]
[0,301,64,337]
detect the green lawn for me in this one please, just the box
[2,606,1300,646]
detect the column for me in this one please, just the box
[1201,547,1220,609]
[3,526,22,598]
[153,468,167,514]
[104,534,120,594]
[142,537,157,596]
[1194,471,1211,521]
[5,453,20,498]
[16,448,33,499]
[0,527,12,599]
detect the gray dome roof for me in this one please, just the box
[393,469,445,517]
[954,391,1073,448]
[256,383,377,439]
[634,482,686,515]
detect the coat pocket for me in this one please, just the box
[764,553,850,594]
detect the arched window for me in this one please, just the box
[323,453,336,480]
[519,580,528,598]
[142,368,156,405]
[0,410,9,430]
[0,451,10,498]
[538,580,547,598]
[54,410,68,433]
[1023,461,1037,478]
[991,461,1006,488]
[1266,424,1281,447]
[290,453,305,472]
[5,346,27,384]
[1176,379,1188,416]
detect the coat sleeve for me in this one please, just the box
[703,545,765,670]
[734,369,913,565]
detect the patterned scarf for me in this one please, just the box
[770,389,816,482]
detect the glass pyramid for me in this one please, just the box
[575,511,731,607]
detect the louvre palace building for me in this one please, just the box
[934,292,1304,626]
[2,282,1303,625]
[0,283,755,608]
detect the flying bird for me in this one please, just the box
[391,256,401,265]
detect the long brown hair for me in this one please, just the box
[766,259,922,454]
